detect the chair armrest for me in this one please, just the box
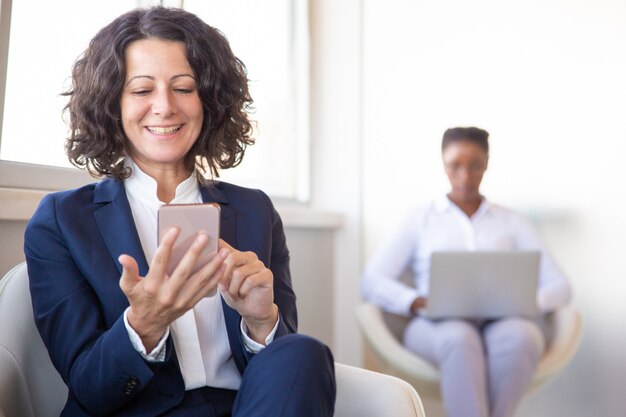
[354,303,439,382]
[534,305,583,385]
[0,263,67,417]
[335,362,426,417]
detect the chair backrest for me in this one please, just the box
[0,263,67,417]
[382,311,411,341]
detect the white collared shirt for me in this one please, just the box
[122,160,277,390]
[361,196,572,315]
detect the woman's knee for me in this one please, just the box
[485,319,545,359]
[435,321,483,361]
[260,334,334,370]
[237,334,336,416]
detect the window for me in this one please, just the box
[0,0,309,200]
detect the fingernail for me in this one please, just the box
[220,249,229,258]
[196,233,208,244]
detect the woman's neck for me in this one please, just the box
[447,192,483,218]
[155,176,186,204]
[131,158,191,203]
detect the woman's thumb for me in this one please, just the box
[118,254,140,292]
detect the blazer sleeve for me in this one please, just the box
[268,198,298,337]
[24,193,180,416]
[234,190,297,364]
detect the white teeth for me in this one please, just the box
[147,125,182,134]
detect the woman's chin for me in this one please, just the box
[450,189,481,201]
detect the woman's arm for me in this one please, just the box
[361,209,422,315]
[24,189,223,416]
[513,214,572,313]
[25,193,181,416]
[221,189,297,365]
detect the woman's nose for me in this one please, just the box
[457,167,471,180]
[152,90,176,116]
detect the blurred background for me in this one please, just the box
[361,2,626,415]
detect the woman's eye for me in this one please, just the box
[131,90,151,96]
[174,87,194,94]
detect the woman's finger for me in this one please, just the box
[166,232,209,293]
[178,249,229,300]
[238,269,273,297]
[227,260,265,297]
[217,248,239,292]
[150,226,180,279]
[195,247,229,277]
[184,261,228,306]
[218,239,234,251]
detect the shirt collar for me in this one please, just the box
[433,195,454,213]
[473,198,491,220]
[124,158,201,206]
[434,194,493,219]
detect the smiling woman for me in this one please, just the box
[361,126,572,417]
[0,0,309,200]
[23,6,335,417]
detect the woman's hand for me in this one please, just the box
[118,227,228,351]
[217,239,278,344]
[410,296,428,315]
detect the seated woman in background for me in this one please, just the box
[25,7,335,417]
[361,126,571,417]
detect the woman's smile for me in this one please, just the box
[145,124,184,136]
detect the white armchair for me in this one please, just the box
[355,302,583,399]
[335,363,425,417]
[0,263,425,417]
[0,263,66,417]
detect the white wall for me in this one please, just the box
[309,0,364,366]
[360,0,626,415]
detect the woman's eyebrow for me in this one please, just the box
[125,75,154,86]
[171,73,196,81]
[125,73,195,86]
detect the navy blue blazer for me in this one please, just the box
[24,178,297,417]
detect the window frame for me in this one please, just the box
[0,0,11,145]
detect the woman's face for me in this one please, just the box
[120,38,203,175]
[442,140,488,201]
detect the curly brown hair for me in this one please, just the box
[64,6,254,179]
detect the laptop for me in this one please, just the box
[423,251,540,320]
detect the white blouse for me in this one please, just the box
[361,196,572,316]
[122,160,277,391]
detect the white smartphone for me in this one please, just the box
[157,203,220,279]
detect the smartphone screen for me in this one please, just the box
[157,203,220,279]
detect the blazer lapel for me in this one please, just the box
[199,181,236,247]
[93,178,150,276]
[200,181,250,372]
